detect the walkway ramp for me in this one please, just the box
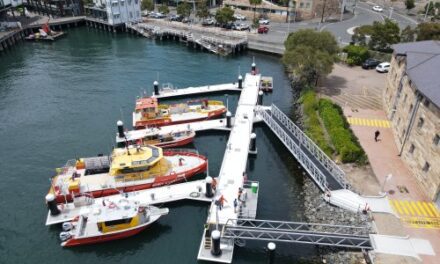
[256,105,347,191]
[46,179,211,226]
[153,82,241,99]
[370,234,435,260]
[325,190,396,215]
[222,219,373,249]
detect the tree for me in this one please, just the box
[424,1,440,16]
[415,22,440,41]
[196,0,210,19]
[141,0,154,11]
[400,26,415,42]
[405,0,415,10]
[343,45,369,66]
[369,19,400,52]
[159,5,170,14]
[315,0,340,23]
[351,25,374,46]
[283,29,339,85]
[177,1,192,18]
[215,6,235,25]
[249,0,262,22]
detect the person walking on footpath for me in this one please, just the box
[218,195,227,210]
[374,130,380,142]
[233,198,238,213]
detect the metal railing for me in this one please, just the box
[257,105,348,190]
[222,218,372,249]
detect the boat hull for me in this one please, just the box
[54,153,207,203]
[153,134,194,148]
[62,223,150,247]
[134,108,226,130]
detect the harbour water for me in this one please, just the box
[0,27,318,263]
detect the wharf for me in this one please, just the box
[153,82,242,99]
[46,179,211,226]
[197,72,261,263]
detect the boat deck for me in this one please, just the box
[153,82,242,99]
[46,179,211,225]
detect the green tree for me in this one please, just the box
[415,22,440,41]
[196,0,210,19]
[215,6,235,25]
[283,29,338,85]
[249,0,262,22]
[400,25,415,42]
[405,0,415,10]
[342,45,369,66]
[141,0,154,11]
[369,19,400,52]
[177,1,192,17]
[159,5,170,14]
[351,25,373,46]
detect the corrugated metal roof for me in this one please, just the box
[392,41,440,108]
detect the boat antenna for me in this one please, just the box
[252,56,255,65]
[238,64,241,76]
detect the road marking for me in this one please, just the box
[347,117,391,128]
[390,199,440,229]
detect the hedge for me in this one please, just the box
[317,99,367,164]
[342,45,370,66]
[299,90,333,156]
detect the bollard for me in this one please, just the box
[205,176,213,198]
[226,111,232,128]
[117,120,124,138]
[153,81,159,96]
[267,242,276,264]
[258,90,264,105]
[238,75,243,89]
[46,194,61,216]
[211,230,222,256]
[249,133,257,154]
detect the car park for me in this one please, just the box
[372,5,383,12]
[258,19,270,25]
[362,58,381,69]
[376,62,390,73]
[257,26,269,34]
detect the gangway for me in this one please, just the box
[222,219,373,250]
[256,104,348,191]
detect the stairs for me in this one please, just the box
[204,236,212,249]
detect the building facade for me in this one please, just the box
[86,0,141,26]
[383,41,440,205]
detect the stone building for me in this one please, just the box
[383,40,440,206]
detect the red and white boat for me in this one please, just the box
[48,145,207,204]
[115,120,195,148]
[132,97,226,129]
[59,199,168,247]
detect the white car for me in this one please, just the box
[376,62,390,73]
[233,14,246,21]
[372,5,384,12]
[259,19,270,25]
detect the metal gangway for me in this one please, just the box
[256,104,348,191]
[222,219,373,250]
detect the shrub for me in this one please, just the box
[318,99,367,164]
[343,45,369,66]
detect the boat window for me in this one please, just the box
[104,218,132,226]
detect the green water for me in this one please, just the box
[0,27,317,263]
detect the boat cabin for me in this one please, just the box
[110,145,163,176]
[135,97,160,119]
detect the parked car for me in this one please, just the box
[182,17,192,23]
[141,10,149,17]
[372,5,383,12]
[150,12,166,19]
[258,19,270,25]
[221,22,235,30]
[202,18,215,26]
[234,23,250,31]
[257,26,269,34]
[362,58,381,69]
[169,14,183,22]
[376,62,390,73]
[233,14,246,21]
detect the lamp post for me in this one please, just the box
[380,174,393,195]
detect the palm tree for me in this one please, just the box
[249,0,262,22]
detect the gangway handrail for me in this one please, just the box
[268,105,347,189]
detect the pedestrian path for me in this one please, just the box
[389,199,440,229]
[347,117,391,128]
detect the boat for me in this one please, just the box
[116,120,195,148]
[59,198,168,247]
[259,76,273,92]
[132,97,226,129]
[25,22,65,42]
[48,145,207,203]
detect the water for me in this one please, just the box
[0,27,317,263]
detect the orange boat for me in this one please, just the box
[132,97,226,129]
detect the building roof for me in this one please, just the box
[392,41,440,108]
[224,0,287,11]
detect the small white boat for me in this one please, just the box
[59,199,168,247]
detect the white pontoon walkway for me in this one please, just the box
[46,179,211,226]
[153,82,242,99]
[197,73,261,263]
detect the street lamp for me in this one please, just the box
[380,174,393,195]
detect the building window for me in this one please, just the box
[300,3,304,8]
[130,11,133,18]
[409,104,413,112]
[422,162,430,172]
[417,118,424,128]
[434,134,440,146]
[112,2,118,7]
[409,80,412,86]
[306,2,310,8]
[423,98,430,107]
[113,14,120,19]
[135,0,138,3]
[128,0,131,4]
[409,144,415,154]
